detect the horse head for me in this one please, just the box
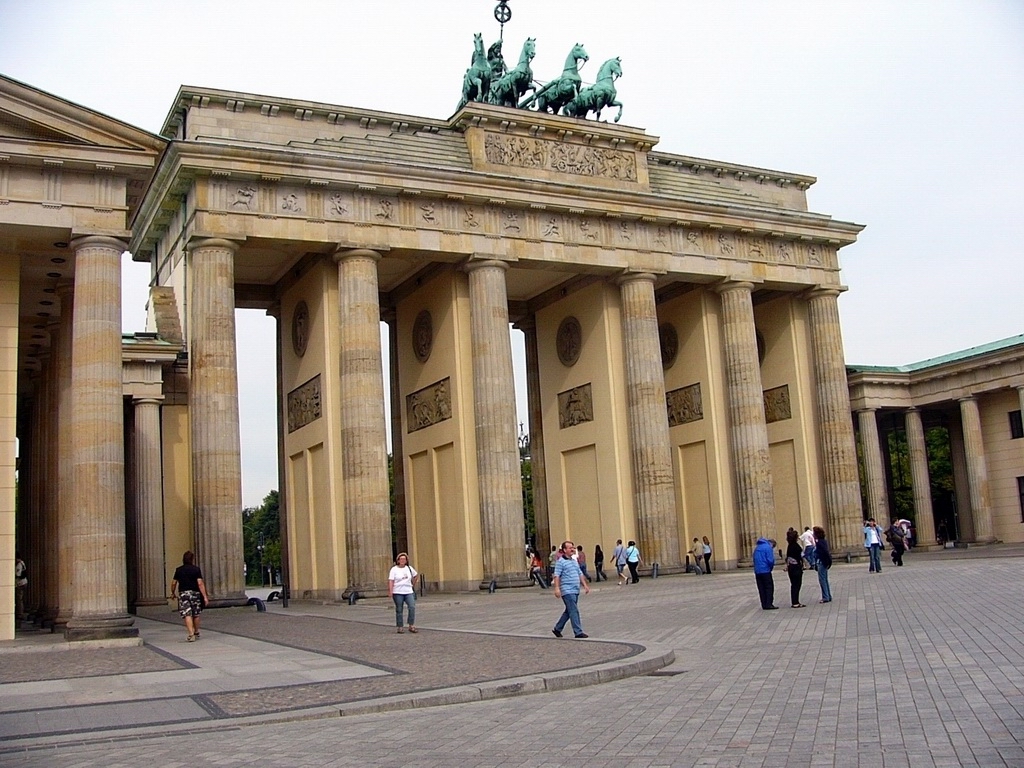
[564,43,589,74]
[522,37,536,64]
[598,57,623,82]
[471,32,485,65]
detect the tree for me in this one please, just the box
[242,490,280,586]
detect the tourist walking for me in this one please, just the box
[612,539,627,585]
[14,552,27,622]
[688,538,704,574]
[170,551,210,642]
[388,552,419,633]
[886,522,907,566]
[530,551,548,588]
[702,536,713,574]
[785,529,806,608]
[813,526,833,603]
[753,537,777,610]
[624,540,643,584]
[552,541,590,639]
[593,544,606,582]
[864,518,884,572]
[576,543,591,582]
[799,527,817,570]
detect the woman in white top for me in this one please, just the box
[388,552,419,633]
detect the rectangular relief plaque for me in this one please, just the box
[406,377,452,433]
[558,383,593,429]
[666,382,703,427]
[287,374,322,433]
[763,384,792,423]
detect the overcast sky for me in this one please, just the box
[2,0,1022,506]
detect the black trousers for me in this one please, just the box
[787,565,803,606]
[627,561,640,583]
[755,572,775,608]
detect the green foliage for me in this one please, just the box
[521,457,534,540]
[242,489,280,586]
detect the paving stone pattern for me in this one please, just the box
[3,548,1024,767]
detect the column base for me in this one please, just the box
[478,573,534,590]
[206,594,251,609]
[343,585,389,600]
[65,614,138,642]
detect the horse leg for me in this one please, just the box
[613,99,623,123]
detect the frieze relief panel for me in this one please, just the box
[406,377,452,433]
[666,383,703,427]
[558,383,594,429]
[763,384,792,423]
[482,133,639,183]
[287,374,322,433]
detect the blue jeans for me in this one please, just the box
[817,565,832,602]
[392,592,416,627]
[867,544,882,572]
[554,593,584,636]
[803,545,816,569]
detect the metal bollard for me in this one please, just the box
[347,591,359,605]
[651,562,660,578]
[488,579,497,593]
[845,551,853,564]
[246,597,266,612]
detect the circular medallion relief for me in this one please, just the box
[291,300,310,358]
[556,316,583,367]
[412,310,433,363]
[659,323,679,370]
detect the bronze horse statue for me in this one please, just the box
[456,33,491,111]
[488,37,536,108]
[520,43,589,115]
[563,57,623,122]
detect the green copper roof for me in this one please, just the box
[848,334,1024,374]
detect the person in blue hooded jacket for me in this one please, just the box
[753,537,778,610]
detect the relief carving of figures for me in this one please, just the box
[375,199,394,221]
[578,219,599,241]
[717,233,735,255]
[232,185,256,210]
[808,245,822,265]
[558,383,594,429]
[541,216,561,238]
[287,375,322,433]
[685,230,704,251]
[503,210,521,233]
[763,385,792,423]
[281,193,302,213]
[617,221,633,242]
[484,134,545,168]
[463,207,481,228]
[420,203,437,223]
[407,377,453,433]
[556,316,583,367]
[328,192,349,218]
[483,132,637,182]
[666,383,703,427]
[776,242,793,262]
[654,227,669,248]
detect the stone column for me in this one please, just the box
[64,236,136,641]
[40,349,59,621]
[715,280,775,562]
[1018,387,1024,422]
[465,259,529,588]
[857,408,889,528]
[958,396,994,542]
[132,397,166,605]
[188,238,247,606]
[334,248,392,597]
[382,309,408,557]
[948,418,973,542]
[904,408,937,547]
[617,273,682,571]
[54,283,75,627]
[806,288,863,552]
[517,317,550,555]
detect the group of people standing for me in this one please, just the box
[753,526,834,610]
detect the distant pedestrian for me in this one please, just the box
[753,537,778,610]
[576,543,591,582]
[547,545,559,582]
[864,518,884,572]
[624,540,643,584]
[702,536,713,574]
[799,527,816,570]
[886,523,906,567]
[388,552,419,633]
[170,551,210,642]
[552,541,590,639]
[785,529,806,608]
[687,538,704,574]
[813,526,833,603]
[612,539,627,585]
[530,551,548,588]
[594,544,606,582]
[14,552,27,622]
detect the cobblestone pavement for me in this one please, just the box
[3,547,1023,767]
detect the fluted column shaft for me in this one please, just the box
[335,249,392,595]
[857,408,889,528]
[65,236,135,640]
[188,238,246,605]
[519,317,550,555]
[959,396,994,542]
[54,284,75,625]
[716,281,775,561]
[618,273,681,569]
[806,289,863,552]
[133,397,166,605]
[466,259,528,586]
[904,408,936,546]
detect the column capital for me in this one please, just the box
[857,406,879,414]
[380,306,397,325]
[333,247,381,264]
[70,235,127,254]
[132,396,164,406]
[958,394,977,404]
[513,315,536,333]
[265,302,281,320]
[463,257,510,273]
[614,270,657,288]
[805,285,848,302]
[186,237,241,254]
[713,278,758,296]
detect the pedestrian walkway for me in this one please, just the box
[2,544,1023,767]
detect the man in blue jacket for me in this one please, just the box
[753,537,778,610]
